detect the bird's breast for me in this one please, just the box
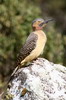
[21,30,47,65]
[31,31,47,58]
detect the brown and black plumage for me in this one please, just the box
[8,18,53,82]
[15,18,54,67]
[16,32,38,67]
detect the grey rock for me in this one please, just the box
[3,58,66,100]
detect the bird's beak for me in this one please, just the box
[39,19,54,27]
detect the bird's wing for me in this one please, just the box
[16,32,38,66]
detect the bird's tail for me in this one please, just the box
[8,66,19,83]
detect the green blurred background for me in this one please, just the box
[0,0,66,93]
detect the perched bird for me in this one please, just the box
[16,18,53,68]
[8,18,54,92]
[8,18,53,83]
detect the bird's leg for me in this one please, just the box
[31,58,37,64]
[21,59,33,67]
[26,58,37,66]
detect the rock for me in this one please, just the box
[3,58,66,100]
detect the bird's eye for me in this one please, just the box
[38,21,41,24]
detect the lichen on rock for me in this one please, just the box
[3,58,66,100]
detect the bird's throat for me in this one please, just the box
[33,26,43,31]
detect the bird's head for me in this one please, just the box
[32,18,54,31]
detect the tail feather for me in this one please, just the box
[8,66,19,83]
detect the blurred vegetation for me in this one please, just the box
[0,0,66,93]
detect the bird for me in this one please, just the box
[16,18,53,68]
[8,18,53,82]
